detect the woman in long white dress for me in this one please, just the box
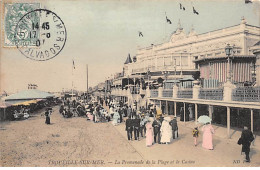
[112,110,120,126]
[160,117,172,144]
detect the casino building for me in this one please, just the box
[103,17,260,137]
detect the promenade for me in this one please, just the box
[0,105,259,167]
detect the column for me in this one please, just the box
[184,103,186,124]
[172,84,178,98]
[227,106,231,138]
[174,101,177,117]
[166,100,168,114]
[192,80,200,99]
[209,105,213,120]
[158,87,163,98]
[195,103,198,123]
[251,109,254,133]
[169,103,173,115]
[251,41,260,86]
[146,86,151,98]
[160,100,162,112]
[223,81,236,102]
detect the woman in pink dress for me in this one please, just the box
[202,123,215,150]
[145,119,154,147]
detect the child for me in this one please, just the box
[192,127,199,146]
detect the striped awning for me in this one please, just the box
[194,55,255,63]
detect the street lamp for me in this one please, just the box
[162,69,170,87]
[225,44,233,82]
[147,68,151,89]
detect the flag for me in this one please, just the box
[73,60,75,69]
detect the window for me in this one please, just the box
[164,57,171,66]
[215,52,221,56]
[181,56,188,66]
[174,57,180,66]
[157,57,164,66]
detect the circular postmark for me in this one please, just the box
[14,9,67,61]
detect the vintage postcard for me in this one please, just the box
[0,0,260,167]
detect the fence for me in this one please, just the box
[232,86,260,102]
[177,89,193,98]
[150,90,158,98]
[130,87,140,94]
[162,89,173,98]
[199,88,223,100]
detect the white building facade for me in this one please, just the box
[124,18,260,84]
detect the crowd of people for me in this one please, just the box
[56,95,255,163]
[9,98,61,121]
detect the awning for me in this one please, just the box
[13,100,38,106]
[5,89,54,101]
[0,100,12,108]
[164,80,180,83]
[179,76,194,81]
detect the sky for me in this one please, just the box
[1,0,260,93]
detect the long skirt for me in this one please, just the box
[202,132,213,150]
[87,113,93,121]
[161,129,172,143]
[146,128,154,146]
[45,116,50,124]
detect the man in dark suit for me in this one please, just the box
[152,118,162,144]
[125,117,133,140]
[169,117,178,139]
[238,126,254,162]
[132,115,141,140]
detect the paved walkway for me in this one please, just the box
[105,104,260,167]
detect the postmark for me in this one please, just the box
[14,9,67,61]
[3,3,40,47]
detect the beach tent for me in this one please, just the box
[0,100,12,120]
[4,89,54,101]
[0,100,12,108]
[12,99,38,106]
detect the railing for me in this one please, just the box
[199,88,223,100]
[162,89,173,98]
[150,90,158,97]
[130,87,140,94]
[177,89,193,98]
[232,86,260,102]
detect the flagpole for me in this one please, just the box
[86,64,88,102]
[165,12,166,41]
[72,59,74,98]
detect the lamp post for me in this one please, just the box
[225,44,233,82]
[174,58,177,78]
[162,68,170,88]
[147,68,151,89]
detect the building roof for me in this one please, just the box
[194,55,255,63]
[5,89,54,101]
[124,54,132,64]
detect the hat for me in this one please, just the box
[148,117,154,122]
[164,117,171,122]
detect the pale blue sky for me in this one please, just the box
[1,0,259,93]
